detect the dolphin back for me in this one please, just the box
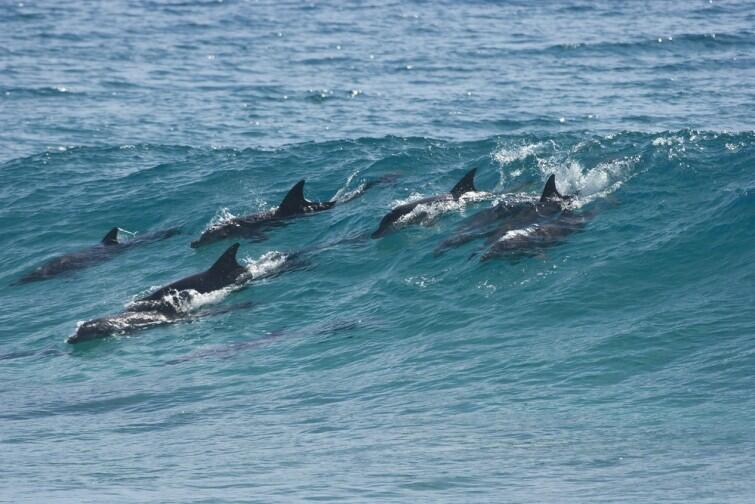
[540,174,564,202]
[101,227,120,245]
[208,242,243,277]
[276,180,311,217]
[450,168,477,200]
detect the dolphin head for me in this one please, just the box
[191,223,236,248]
[371,223,392,239]
[370,227,388,239]
[371,210,401,239]
[68,318,114,343]
[69,310,175,344]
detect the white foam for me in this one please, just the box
[391,191,426,208]
[178,289,230,313]
[493,142,546,185]
[497,226,538,243]
[493,142,543,165]
[490,192,538,207]
[652,134,689,160]
[331,169,361,202]
[652,135,683,146]
[333,181,368,204]
[128,251,291,315]
[404,275,439,289]
[205,207,237,231]
[536,155,638,208]
[240,250,290,281]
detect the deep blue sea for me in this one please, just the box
[1,1,754,502]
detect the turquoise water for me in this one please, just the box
[2,1,754,502]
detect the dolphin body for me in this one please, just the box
[166,319,359,364]
[371,168,478,238]
[67,301,254,344]
[17,226,180,284]
[479,210,592,261]
[140,243,247,301]
[434,174,571,254]
[191,180,337,248]
[68,243,249,343]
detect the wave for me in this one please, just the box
[543,31,754,56]
[0,86,82,98]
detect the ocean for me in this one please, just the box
[1,1,754,502]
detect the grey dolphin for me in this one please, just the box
[190,180,336,248]
[371,168,478,238]
[434,174,571,254]
[68,300,255,344]
[69,308,180,343]
[17,226,180,284]
[166,319,359,364]
[68,243,248,343]
[141,242,247,301]
[479,210,592,261]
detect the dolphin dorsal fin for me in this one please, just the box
[209,243,242,274]
[101,227,120,245]
[450,168,477,200]
[277,180,312,217]
[540,174,563,202]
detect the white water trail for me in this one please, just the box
[537,155,639,208]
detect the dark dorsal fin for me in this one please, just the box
[209,243,242,274]
[540,174,563,202]
[450,168,477,200]
[101,227,120,245]
[276,180,312,217]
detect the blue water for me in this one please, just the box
[2,1,754,502]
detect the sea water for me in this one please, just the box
[1,1,754,502]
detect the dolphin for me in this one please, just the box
[140,243,247,301]
[166,320,359,364]
[434,174,571,254]
[67,243,298,344]
[17,226,180,284]
[68,307,182,343]
[68,300,254,344]
[190,180,338,248]
[68,243,246,343]
[479,210,592,261]
[371,168,478,238]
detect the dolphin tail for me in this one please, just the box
[539,174,565,202]
[101,227,120,245]
[209,243,243,275]
[450,168,477,200]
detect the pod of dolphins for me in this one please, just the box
[15,171,590,344]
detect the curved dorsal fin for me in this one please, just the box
[450,168,477,200]
[540,174,563,202]
[277,180,312,217]
[101,227,120,245]
[209,243,242,274]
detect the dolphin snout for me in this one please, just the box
[371,225,391,239]
[68,317,118,344]
[67,324,98,344]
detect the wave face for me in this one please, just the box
[1,1,754,502]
